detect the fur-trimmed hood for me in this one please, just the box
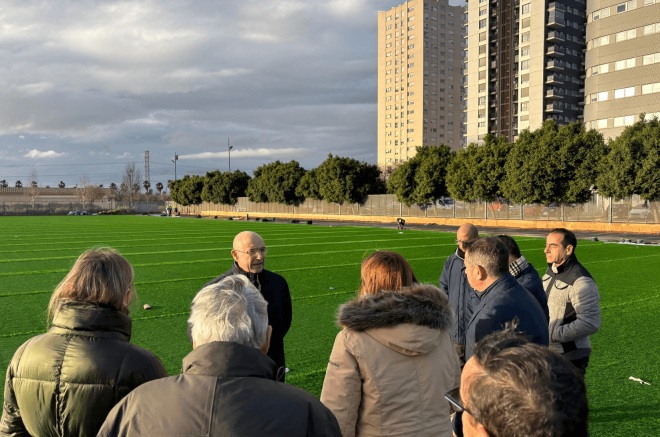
[338,284,453,332]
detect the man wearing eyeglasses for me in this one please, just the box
[445,322,588,437]
[439,223,479,366]
[189,231,292,379]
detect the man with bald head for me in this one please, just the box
[189,231,292,379]
[439,223,479,366]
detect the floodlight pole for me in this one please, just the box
[172,153,179,181]
[228,138,233,172]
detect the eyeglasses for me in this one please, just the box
[455,239,472,245]
[445,387,473,416]
[235,247,268,257]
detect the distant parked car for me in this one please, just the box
[81,211,88,215]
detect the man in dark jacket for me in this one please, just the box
[543,228,601,374]
[498,234,549,322]
[463,237,549,361]
[188,231,292,374]
[98,276,341,437]
[439,223,479,364]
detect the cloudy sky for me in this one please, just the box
[0,0,460,188]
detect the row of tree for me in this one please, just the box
[167,117,660,219]
[4,163,170,206]
[168,155,386,207]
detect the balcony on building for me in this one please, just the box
[548,2,566,12]
[546,59,565,71]
[547,11,565,28]
[546,45,565,57]
[546,87,564,99]
[546,103,563,113]
[547,31,565,42]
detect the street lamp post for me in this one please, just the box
[172,153,179,180]
[228,138,233,172]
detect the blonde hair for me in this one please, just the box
[47,247,137,324]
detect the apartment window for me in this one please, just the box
[521,60,530,70]
[408,7,414,12]
[643,52,660,65]
[522,32,531,42]
[592,7,611,20]
[479,19,487,28]
[617,0,636,13]
[615,57,635,70]
[478,97,486,105]
[521,73,530,85]
[614,87,635,98]
[642,82,660,94]
[386,16,392,21]
[521,102,529,111]
[522,18,531,28]
[521,47,530,56]
[522,3,531,14]
[478,122,486,127]
[599,91,609,101]
[598,119,608,129]
[644,23,660,34]
[479,7,487,16]
[408,16,415,21]
[616,29,636,42]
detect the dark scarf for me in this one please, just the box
[456,247,466,260]
[232,261,262,290]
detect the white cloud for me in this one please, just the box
[179,148,309,159]
[18,135,25,139]
[326,0,367,17]
[24,149,66,158]
[116,152,131,159]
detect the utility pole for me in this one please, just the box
[228,138,233,172]
[144,151,150,185]
[172,152,179,180]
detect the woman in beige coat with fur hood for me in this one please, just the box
[320,251,461,437]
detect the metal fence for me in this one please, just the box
[0,200,168,216]
[173,194,660,224]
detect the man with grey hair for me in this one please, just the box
[188,231,292,377]
[462,237,549,362]
[98,275,342,437]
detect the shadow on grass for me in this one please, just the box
[591,402,660,423]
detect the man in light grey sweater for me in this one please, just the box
[543,228,601,375]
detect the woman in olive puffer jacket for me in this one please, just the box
[0,248,168,437]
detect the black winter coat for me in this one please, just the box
[464,274,549,361]
[97,341,342,437]
[439,249,478,345]
[515,262,550,322]
[0,302,167,437]
[189,262,292,370]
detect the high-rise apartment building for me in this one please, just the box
[466,0,587,144]
[584,0,660,136]
[377,0,467,168]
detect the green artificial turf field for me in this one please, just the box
[0,216,658,435]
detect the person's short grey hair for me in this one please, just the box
[188,275,268,349]
[465,236,509,279]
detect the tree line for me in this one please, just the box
[168,117,660,219]
[168,154,386,207]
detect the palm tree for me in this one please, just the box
[58,181,65,188]
[143,180,151,192]
[0,180,8,188]
[15,181,22,188]
[155,182,163,195]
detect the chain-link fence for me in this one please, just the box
[172,194,660,224]
[0,200,167,216]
